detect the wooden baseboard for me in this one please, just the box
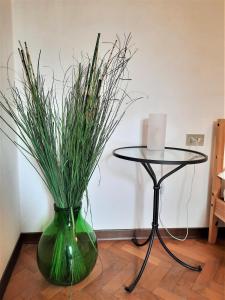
[0,235,23,299]
[21,227,225,243]
[96,228,211,240]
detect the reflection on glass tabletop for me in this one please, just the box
[113,146,208,165]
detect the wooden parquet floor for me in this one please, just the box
[3,239,225,300]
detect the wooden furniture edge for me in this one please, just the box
[214,197,225,221]
[208,119,225,243]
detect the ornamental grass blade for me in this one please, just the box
[0,34,138,209]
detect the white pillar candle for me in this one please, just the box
[147,113,167,150]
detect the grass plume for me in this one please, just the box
[0,34,136,208]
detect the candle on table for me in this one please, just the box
[147,113,167,151]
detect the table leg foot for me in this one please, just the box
[124,285,135,293]
[197,265,202,271]
[125,229,155,293]
[131,236,150,247]
[156,229,202,272]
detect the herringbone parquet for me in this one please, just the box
[3,239,225,299]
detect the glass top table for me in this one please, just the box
[113,146,207,165]
[113,146,208,293]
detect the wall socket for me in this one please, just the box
[186,134,204,146]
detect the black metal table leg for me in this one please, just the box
[125,227,156,293]
[125,163,160,293]
[113,147,208,293]
[124,162,203,293]
[156,228,202,271]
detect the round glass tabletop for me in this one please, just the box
[113,146,208,165]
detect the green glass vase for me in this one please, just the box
[37,205,98,286]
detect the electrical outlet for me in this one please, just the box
[186,134,204,146]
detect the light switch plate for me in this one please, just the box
[186,134,204,146]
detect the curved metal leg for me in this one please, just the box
[156,229,202,272]
[132,232,151,247]
[123,161,202,294]
[132,237,150,247]
[125,228,156,293]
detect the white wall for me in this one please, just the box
[0,0,20,279]
[11,0,224,232]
